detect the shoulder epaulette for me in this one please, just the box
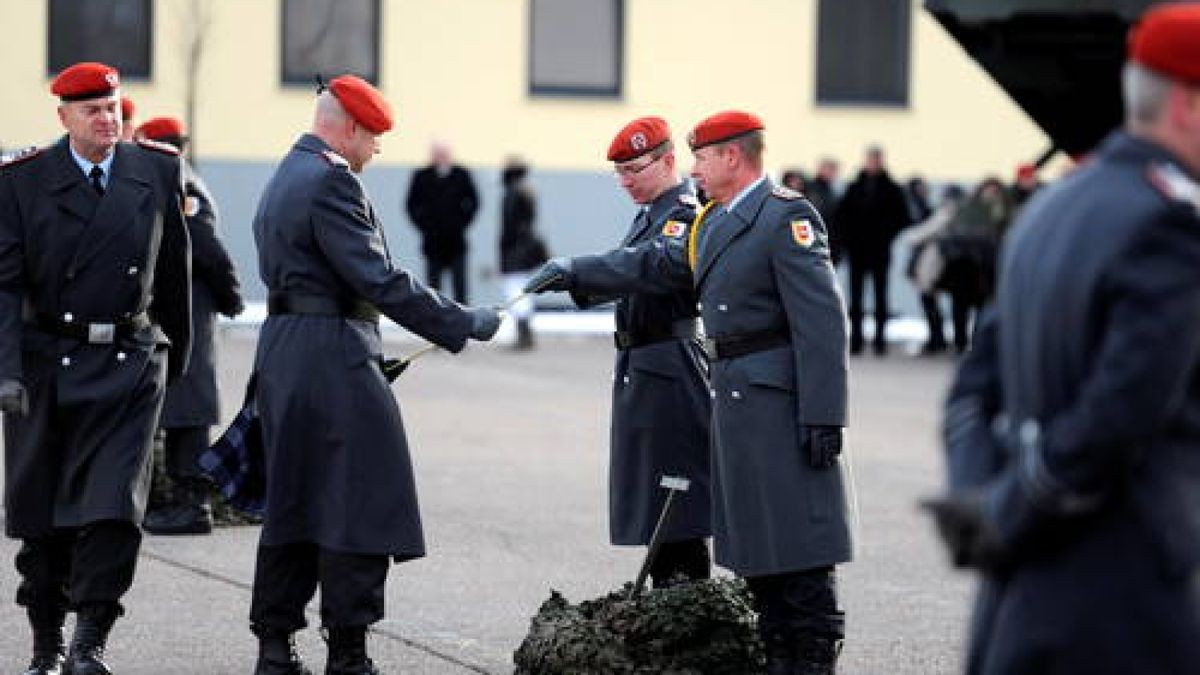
[0,145,45,169]
[321,150,349,168]
[771,185,804,201]
[1147,162,1200,214]
[136,138,180,156]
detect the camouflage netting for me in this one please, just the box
[513,578,764,674]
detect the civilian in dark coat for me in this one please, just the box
[807,158,841,263]
[0,63,191,674]
[835,146,911,354]
[404,141,479,303]
[247,77,500,674]
[927,12,1200,671]
[498,158,547,349]
[134,117,245,536]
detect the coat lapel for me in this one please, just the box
[47,138,100,226]
[695,179,770,285]
[68,143,154,274]
[620,209,650,246]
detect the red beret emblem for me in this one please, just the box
[105,72,119,87]
[630,132,648,151]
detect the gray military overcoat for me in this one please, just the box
[570,182,712,546]
[573,178,854,576]
[252,134,475,558]
[0,137,192,537]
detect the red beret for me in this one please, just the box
[607,116,671,162]
[1128,3,1200,84]
[329,75,394,134]
[51,62,120,101]
[137,116,187,141]
[120,96,135,121]
[688,110,765,150]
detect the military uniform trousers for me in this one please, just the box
[250,543,390,631]
[16,521,141,613]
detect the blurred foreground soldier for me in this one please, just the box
[498,157,547,349]
[926,4,1200,672]
[531,117,714,584]
[119,97,134,142]
[0,62,191,675]
[526,111,853,673]
[405,141,479,302]
[136,117,244,536]
[249,75,501,675]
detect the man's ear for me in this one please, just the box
[57,105,68,129]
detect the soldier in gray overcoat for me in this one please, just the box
[0,63,192,675]
[535,116,713,586]
[527,111,853,674]
[134,117,245,536]
[247,76,501,675]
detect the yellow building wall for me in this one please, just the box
[1,0,1054,181]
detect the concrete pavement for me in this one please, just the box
[0,327,974,674]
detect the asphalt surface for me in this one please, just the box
[0,326,975,674]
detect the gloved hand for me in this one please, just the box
[469,307,503,341]
[920,490,1009,570]
[217,291,246,319]
[802,425,843,469]
[0,379,28,416]
[523,258,574,294]
[381,358,409,382]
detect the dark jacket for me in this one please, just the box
[569,183,711,545]
[943,132,1200,673]
[253,134,475,558]
[0,137,192,536]
[498,169,547,273]
[835,169,911,261]
[405,164,479,262]
[160,161,243,428]
[572,180,854,576]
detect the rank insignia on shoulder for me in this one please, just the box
[136,138,180,155]
[662,220,688,238]
[321,150,349,167]
[678,193,700,208]
[791,219,815,248]
[772,185,803,201]
[1147,162,1200,213]
[0,145,44,168]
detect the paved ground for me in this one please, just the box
[0,326,975,674]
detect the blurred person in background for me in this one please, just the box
[807,157,842,263]
[405,141,479,303]
[938,177,1011,352]
[498,157,547,350]
[903,184,966,355]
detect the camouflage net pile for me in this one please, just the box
[514,578,764,675]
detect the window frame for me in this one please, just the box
[527,0,624,98]
[279,0,382,87]
[46,0,154,81]
[814,0,911,108]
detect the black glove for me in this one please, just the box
[469,308,502,341]
[381,358,409,382]
[217,291,246,319]
[802,425,843,469]
[523,258,574,294]
[920,491,1009,570]
[0,379,28,416]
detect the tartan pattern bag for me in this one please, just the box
[198,374,266,517]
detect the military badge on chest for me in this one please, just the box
[791,219,815,248]
[662,220,688,239]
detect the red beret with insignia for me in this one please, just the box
[329,75,394,134]
[1128,3,1200,84]
[120,96,135,121]
[688,110,765,150]
[137,116,187,142]
[607,116,671,162]
[51,62,120,101]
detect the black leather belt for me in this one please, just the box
[267,292,379,322]
[702,327,790,361]
[31,311,152,344]
[614,318,700,350]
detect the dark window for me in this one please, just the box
[48,0,152,79]
[529,0,623,97]
[816,0,910,106]
[281,0,380,86]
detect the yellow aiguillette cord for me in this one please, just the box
[687,200,718,271]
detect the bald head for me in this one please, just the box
[311,91,381,173]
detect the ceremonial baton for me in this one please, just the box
[629,475,691,599]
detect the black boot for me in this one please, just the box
[143,481,213,535]
[514,319,535,350]
[762,628,795,675]
[23,606,66,675]
[64,603,118,675]
[252,626,312,675]
[793,635,842,675]
[324,627,379,675]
